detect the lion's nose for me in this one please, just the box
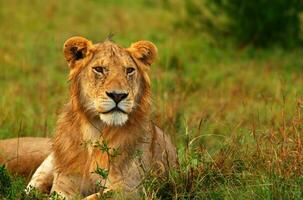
[106,91,128,103]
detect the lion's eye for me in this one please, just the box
[93,66,106,74]
[126,67,135,75]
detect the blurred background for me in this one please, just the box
[1,0,303,198]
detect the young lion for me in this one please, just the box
[24,36,177,199]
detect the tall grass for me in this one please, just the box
[140,100,303,199]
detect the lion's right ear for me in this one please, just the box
[63,36,94,68]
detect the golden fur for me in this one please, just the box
[2,36,177,199]
[0,137,51,179]
[50,37,176,198]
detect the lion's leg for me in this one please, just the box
[84,193,101,200]
[26,153,54,193]
[51,172,83,199]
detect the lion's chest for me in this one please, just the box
[77,122,150,193]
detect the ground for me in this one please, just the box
[0,0,303,199]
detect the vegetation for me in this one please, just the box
[185,0,303,47]
[1,0,303,199]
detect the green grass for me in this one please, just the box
[1,0,303,199]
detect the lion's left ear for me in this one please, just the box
[127,41,158,66]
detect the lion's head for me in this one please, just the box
[63,36,157,126]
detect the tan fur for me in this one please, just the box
[0,137,51,179]
[4,36,177,199]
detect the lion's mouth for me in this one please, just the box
[101,106,128,114]
[99,107,129,126]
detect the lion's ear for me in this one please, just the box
[63,36,93,68]
[128,41,158,66]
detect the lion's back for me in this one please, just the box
[0,137,51,179]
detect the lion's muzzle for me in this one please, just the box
[98,90,133,126]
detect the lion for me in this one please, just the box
[0,137,51,179]
[0,36,177,199]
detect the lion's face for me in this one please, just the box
[63,37,157,126]
[79,42,141,125]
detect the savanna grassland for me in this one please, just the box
[1,0,303,199]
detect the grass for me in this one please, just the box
[1,0,303,199]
